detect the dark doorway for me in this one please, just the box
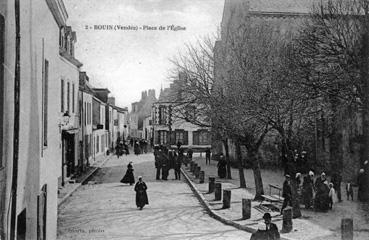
[17,208,26,240]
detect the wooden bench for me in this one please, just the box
[256,184,284,213]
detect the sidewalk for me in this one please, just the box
[182,155,369,240]
[57,153,113,207]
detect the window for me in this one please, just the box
[67,82,70,113]
[0,15,4,167]
[159,106,166,125]
[43,59,49,146]
[159,131,167,145]
[61,79,64,112]
[193,130,209,145]
[72,83,75,113]
[175,131,184,145]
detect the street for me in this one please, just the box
[57,153,251,240]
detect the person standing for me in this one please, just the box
[328,183,336,209]
[263,213,280,240]
[205,148,211,165]
[281,174,292,214]
[134,176,149,210]
[217,154,227,178]
[346,181,354,200]
[175,149,183,180]
[120,161,135,185]
[154,146,162,180]
[302,171,314,209]
[314,172,330,211]
[331,171,342,202]
[358,168,365,201]
[187,148,193,161]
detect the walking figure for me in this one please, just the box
[120,161,135,185]
[217,154,227,178]
[175,149,182,180]
[250,213,280,240]
[346,182,354,200]
[134,176,149,210]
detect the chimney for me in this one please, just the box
[108,97,115,106]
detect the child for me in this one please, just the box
[328,183,336,209]
[346,182,354,200]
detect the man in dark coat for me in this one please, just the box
[264,213,280,240]
[134,176,149,210]
[187,148,193,161]
[175,149,183,180]
[217,154,227,178]
[154,146,162,180]
[281,174,292,214]
[331,171,342,202]
[161,148,169,180]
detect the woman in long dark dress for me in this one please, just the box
[314,172,330,211]
[134,176,149,210]
[217,155,227,178]
[120,161,135,185]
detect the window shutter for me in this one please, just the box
[193,131,199,145]
[183,131,189,145]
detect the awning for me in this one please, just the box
[63,128,79,134]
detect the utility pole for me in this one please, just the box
[10,0,21,239]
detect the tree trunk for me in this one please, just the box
[235,140,246,188]
[329,97,342,173]
[248,150,264,201]
[222,139,232,179]
[360,24,369,201]
[290,178,302,218]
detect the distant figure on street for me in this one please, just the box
[295,172,303,202]
[154,146,162,180]
[302,171,314,209]
[346,182,354,201]
[331,171,342,202]
[357,168,365,201]
[314,172,330,211]
[161,147,169,180]
[281,174,292,214]
[134,141,141,155]
[134,176,149,210]
[205,148,211,165]
[217,154,227,178]
[120,161,135,185]
[187,148,193,161]
[175,149,183,180]
[328,183,337,209]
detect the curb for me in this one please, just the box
[58,155,112,207]
[181,167,295,240]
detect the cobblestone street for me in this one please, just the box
[57,153,251,240]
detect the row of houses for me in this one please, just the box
[0,0,128,239]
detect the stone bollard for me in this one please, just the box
[341,218,353,240]
[199,171,205,183]
[214,183,222,201]
[208,177,215,193]
[195,166,201,178]
[242,199,251,219]
[281,207,293,233]
[222,189,231,209]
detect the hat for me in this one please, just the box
[360,169,365,173]
[321,172,326,176]
[285,174,290,178]
[309,171,314,176]
[263,213,272,220]
[138,176,142,180]
[295,173,301,178]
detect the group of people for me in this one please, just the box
[115,141,129,158]
[130,138,151,155]
[120,161,149,210]
[153,145,184,180]
[280,169,359,212]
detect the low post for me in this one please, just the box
[242,199,251,220]
[281,207,293,233]
[341,218,353,240]
[195,166,201,178]
[222,189,231,209]
[199,171,205,183]
[208,177,215,193]
[190,162,195,172]
[214,183,222,201]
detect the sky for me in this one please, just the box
[64,0,225,109]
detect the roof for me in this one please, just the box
[93,88,111,94]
